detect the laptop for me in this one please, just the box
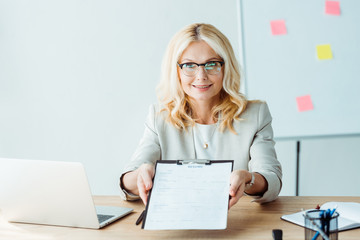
[0,157,133,229]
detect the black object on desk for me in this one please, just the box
[272,229,283,240]
[136,210,145,225]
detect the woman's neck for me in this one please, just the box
[190,100,218,125]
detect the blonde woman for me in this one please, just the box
[119,23,282,208]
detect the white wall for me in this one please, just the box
[0,0,241,195]
[275,140,296,196]
[300,136,360,196]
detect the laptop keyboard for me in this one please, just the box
[97,214,115,224]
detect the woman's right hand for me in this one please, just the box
[137,163,155,205]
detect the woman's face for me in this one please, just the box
[178,40,224,106]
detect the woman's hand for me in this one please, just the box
[228,170,251,209]
[137,163,155,205]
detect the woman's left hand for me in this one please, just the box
[228,169,251,209]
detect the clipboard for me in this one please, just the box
[142,159,234,230]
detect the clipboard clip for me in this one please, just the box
[177,159,211,165]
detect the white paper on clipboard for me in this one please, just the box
[142,159,233,230]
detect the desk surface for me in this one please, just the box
[1,196,360,240]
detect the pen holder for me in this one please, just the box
[304,210,339,240]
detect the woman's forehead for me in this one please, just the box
[179,40,220,62]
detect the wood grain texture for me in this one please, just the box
[1,196,359,239]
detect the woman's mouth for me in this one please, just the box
[192,84,213,89]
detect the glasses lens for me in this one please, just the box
[205,62,222,75]
[180,61,223,76]
[182,63,198,76]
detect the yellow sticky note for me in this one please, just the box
[316,44,333,60]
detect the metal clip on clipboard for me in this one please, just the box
[176,159,211,165]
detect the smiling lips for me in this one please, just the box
[192,84,213,89]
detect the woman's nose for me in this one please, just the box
[196,66,208,80]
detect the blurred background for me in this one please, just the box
[1,0,359,197]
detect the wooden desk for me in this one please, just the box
[1,196,359,239]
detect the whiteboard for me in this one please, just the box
[240,0,360,139]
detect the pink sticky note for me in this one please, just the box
[270,20,287,35]
[325,1,340,15]
[296,95,314,112]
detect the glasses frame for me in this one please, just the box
[177,61,224,76]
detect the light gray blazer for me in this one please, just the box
[119,101,282,203]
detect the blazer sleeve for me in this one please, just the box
[248,102,282,203]
[119,104,161,200]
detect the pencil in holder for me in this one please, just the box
[304,209,339,240]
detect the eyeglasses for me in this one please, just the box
[177,61,224,77]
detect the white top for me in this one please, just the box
[193,123,218,159]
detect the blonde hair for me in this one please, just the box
[156,23,247,133]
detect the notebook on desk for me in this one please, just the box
[281,201,360,232]
[0,157,133,229]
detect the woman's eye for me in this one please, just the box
[184,64,196,68]
[206,62,216,67]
